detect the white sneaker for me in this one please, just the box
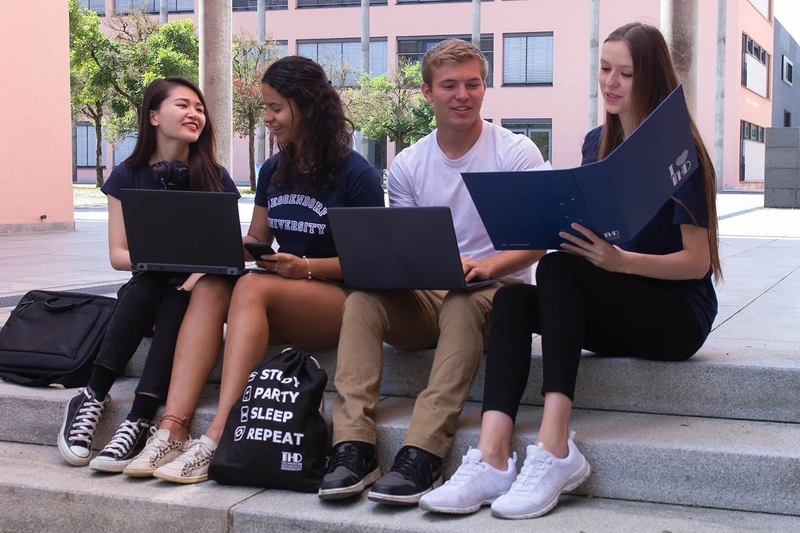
[122,428,186,477]
[491,431,591,520]
[153,435,217,484]
[419,448,517,514]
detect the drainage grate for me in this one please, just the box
[0,283,125,309]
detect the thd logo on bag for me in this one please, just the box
[281,451,303,472]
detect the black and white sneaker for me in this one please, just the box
[318,441,381,500]
[57,387,108,467]
[368,446,443,505]
[89,418,155,473]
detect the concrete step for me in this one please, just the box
[128,337,800,423]
[2,379,799,515]
[2,440,800,533]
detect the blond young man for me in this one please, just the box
[319,39,545,505]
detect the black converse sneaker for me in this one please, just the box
[89,418,155,473]
[368,446,443,505]
[57,387,108,467]
[318,441,381,500]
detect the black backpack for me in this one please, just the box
[0,290,117,387]
[209,346,329,492]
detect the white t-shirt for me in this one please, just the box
[388,120,544,280]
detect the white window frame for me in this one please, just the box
[782,55,794,86]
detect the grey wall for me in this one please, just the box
[772,19,800,127]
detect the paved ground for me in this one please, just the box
[1,193,799,356]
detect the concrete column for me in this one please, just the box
[713,0,726,189]
[257,0,266,165]
[471,0,480,48]
[764,128,800,208]
[588,0,599,130]
[199,0,233,174]
[360,0,370,157]
[661,0,699,116]
[160,0,168,24]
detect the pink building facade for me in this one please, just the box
[76,0,775,190]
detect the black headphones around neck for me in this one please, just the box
[150,161,190,190]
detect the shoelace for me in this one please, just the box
[178,439,214,471]
[141,433,184,462]
[68,395,104,446]
[391,447,428,480]
[510,444,552,493]
[101,422,154,457]
[330,443,361,471]
[444,454,484,487]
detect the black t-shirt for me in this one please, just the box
[581,126,718,338]
[254,150,384,258]
[101,162,239,198]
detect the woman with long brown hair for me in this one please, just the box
[123,56,384,483]
[58,77,238,471]
[420,22,720,519]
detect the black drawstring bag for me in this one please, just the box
[209,346,329,492]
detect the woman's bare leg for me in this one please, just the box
[204,274,346,442]
[159,275,233,441]
[534,392,572,458]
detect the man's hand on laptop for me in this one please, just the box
[461,256,492,282]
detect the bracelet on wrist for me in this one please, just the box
[302,255,312,280]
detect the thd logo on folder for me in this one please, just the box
[669,149,692,186]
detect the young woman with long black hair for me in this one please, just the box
[58,77,238,471]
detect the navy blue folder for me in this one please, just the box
[462,85,699,250]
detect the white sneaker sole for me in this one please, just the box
[492,458,591,520]
[368,476,443,505]
[318,468,382,500]
[89,456,132,473]
[419,493,501,515]
[153,469,208,484]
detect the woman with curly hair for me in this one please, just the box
[123,56,385,483]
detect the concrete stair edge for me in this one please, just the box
[2,380,799,516]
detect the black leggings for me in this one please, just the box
[482,252,706,423]
[93,271,190,400]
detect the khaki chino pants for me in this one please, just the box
[331,277,519,458]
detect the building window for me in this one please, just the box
[298,39,388,86]
[748,0,770,20]
[782,55,794,86]
[740,120,766,182]
[503,33,554,86]
[232,0,288,10]
[76,122,107,168]
[115,0,194,14]
[79,0,106,15]
[297,0,386,8]
[114,134,138,167]
[502,119,552,162]
[397,0,491,4]
[397,35,494,87]
[741,33,770,98]
[785,111,792,127]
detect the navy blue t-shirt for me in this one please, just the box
[101,163,239,198]
[581,127,718,338]
[254,150,384,258]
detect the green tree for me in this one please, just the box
[69,0,115,187]
[232,31,285,191]
[347,60,435,152]
[102,8,200,144]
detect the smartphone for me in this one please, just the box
[244,242,276,260]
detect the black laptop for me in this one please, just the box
[328,206,496,290]
[119,189,246,275]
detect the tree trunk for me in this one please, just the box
[94,113,104,188]
[249,117,256,192]
[394,134,403,154]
